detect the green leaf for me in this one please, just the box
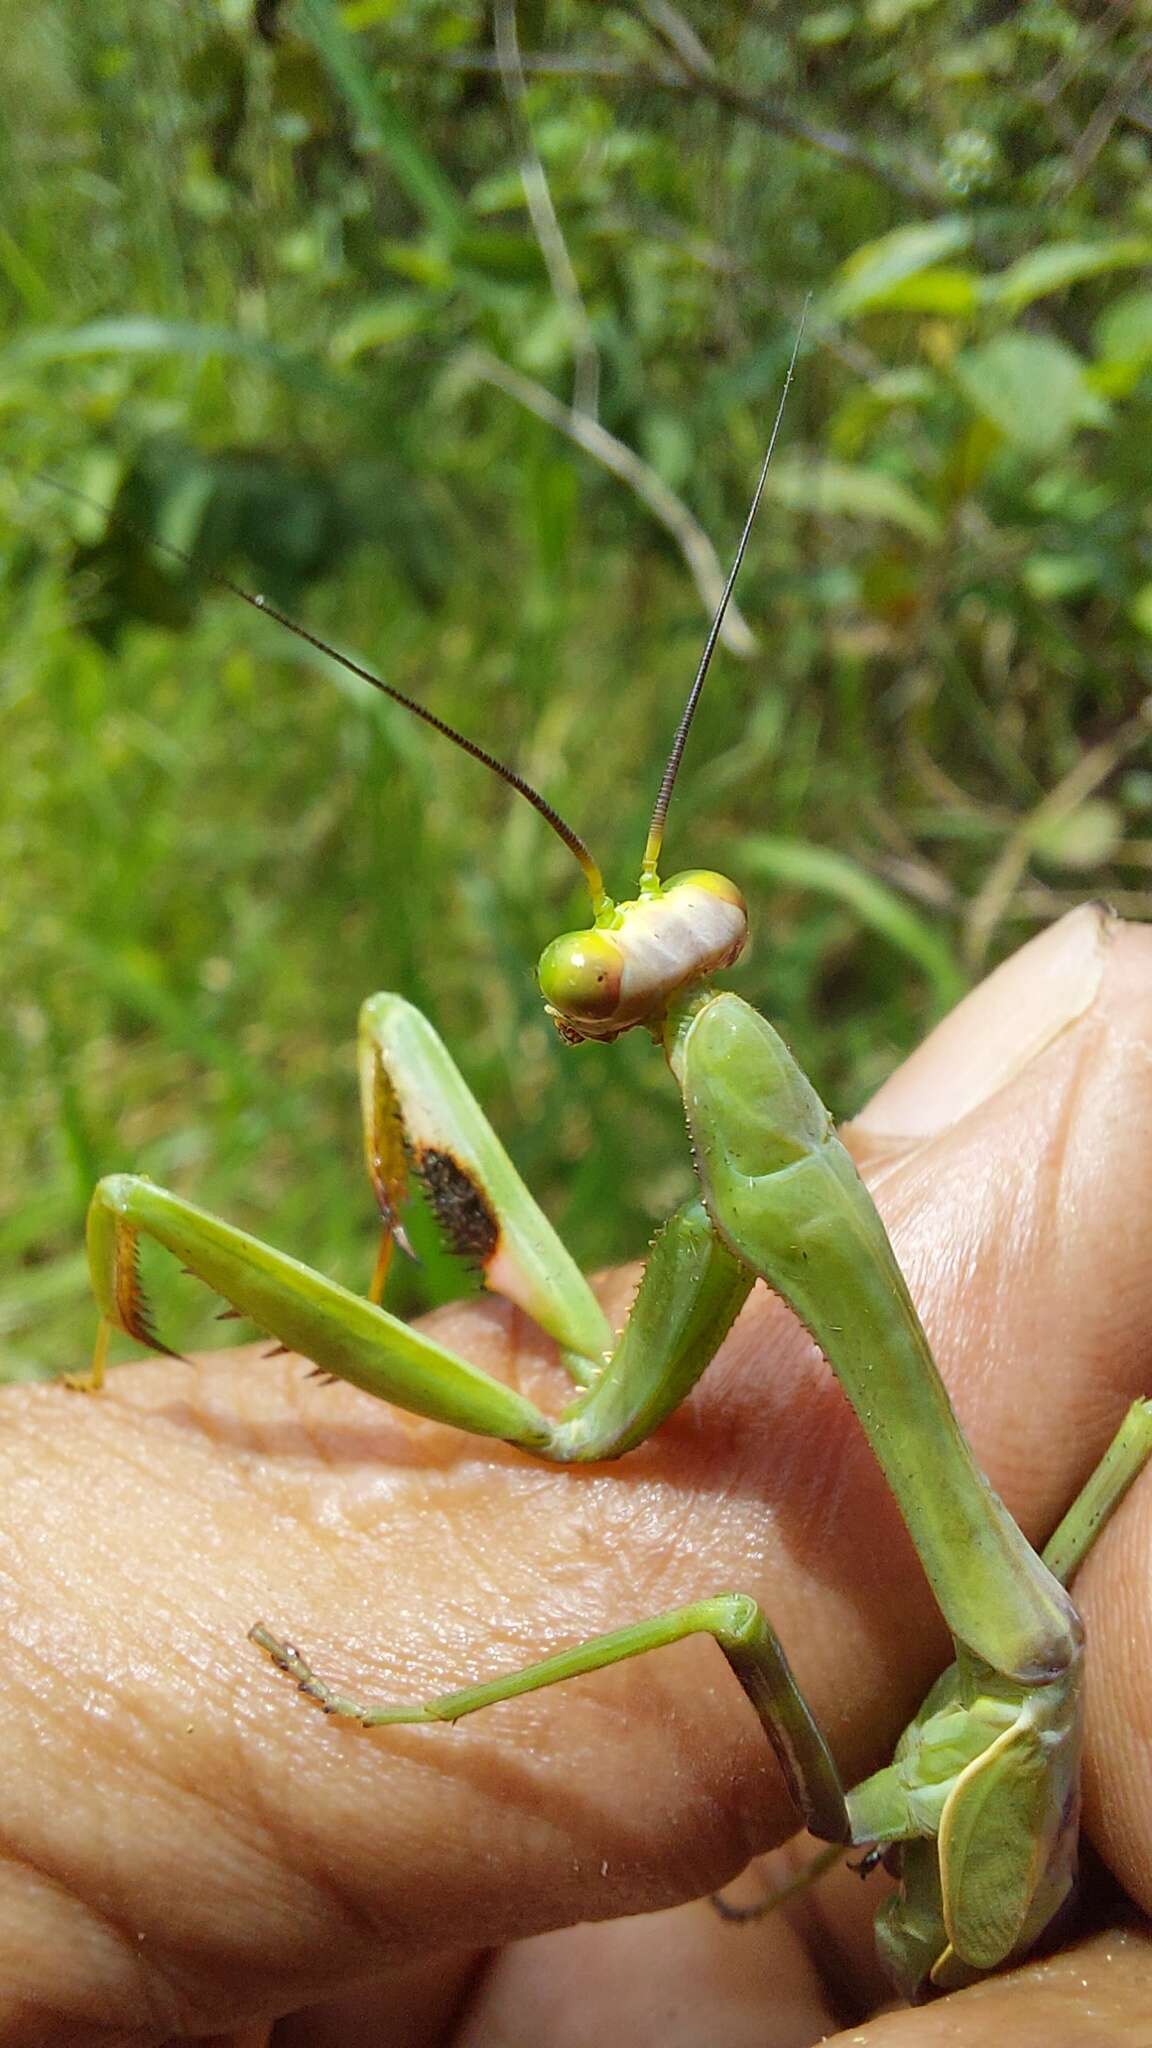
[329,292,435,363]
[1020,554,1099,601]
[867,0,940,28]
[825,219,974,319]
[953,335,1103,455]
[1095,288,1152,364]
[797,7,855,43]
[871,267,978,315]
[1129,583,1152,637]
[764,457,941,541]
[829,369,938,455]
[1032,801,1123,872]
[987,239,1152,313]
[5,316,357,402]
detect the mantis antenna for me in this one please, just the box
[31,469,609,914]
[640,301,810,891]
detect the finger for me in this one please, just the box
[818,1922,1152,2044]
[3,907,1152,2040]
[448,1917,1152,2048]
[1073,1456,1152,1925]
[454,1892,834,2048]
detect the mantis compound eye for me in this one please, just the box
[537,929,625,1024]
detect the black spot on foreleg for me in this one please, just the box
[415,1147,500,1269]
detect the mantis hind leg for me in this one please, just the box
[250,1592,853,1848]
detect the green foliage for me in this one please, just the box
[2,0,1152,1377]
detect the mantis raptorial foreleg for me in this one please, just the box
[86,990,761,1460]
[357,993,611,1381]
[87,1167,750,1458]
[81,990,610,1396]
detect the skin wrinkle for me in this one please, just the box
[0,1840,246,2048]
[276,1956,485,2048]
[244,1798,419,1990]
[868,1127,1010,1415]
[1017,1006,1113,1491]
[873,1054,1123,1542]
[8,1417,518,2007]
[843,907,1122,1489]
[1078,1021,1152,1398]
[1024,989,1152,1484]
[0,1848,161,2023]
[11,1379,262,1540]
[0,1660,320,2017]
[194,1736,507,2021]
[792,1865,873,2036]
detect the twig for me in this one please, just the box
[462,346,758,655]
[493,0,600,419]
[1061,39,1152,190]
[1034,1,1133,107]
[1012,885,1152,920]
[636,0,715,76]
[404,47,942,208]
[964,696,1152,969]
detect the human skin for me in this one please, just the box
[3,903,1152,2046]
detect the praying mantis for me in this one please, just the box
[58,335,1152,2003]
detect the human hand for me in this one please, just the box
[4,904,1152,2046]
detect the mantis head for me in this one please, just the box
[536,870,747,1044]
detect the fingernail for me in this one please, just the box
[853,903,1114,1140]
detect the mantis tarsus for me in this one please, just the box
[57,333,1152,2001]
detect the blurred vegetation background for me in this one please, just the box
[3,0,1152,1379]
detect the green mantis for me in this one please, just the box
[65,344,1152,2001]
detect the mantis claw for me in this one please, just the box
[248,1623,304,1677]
[249,1626,361,1717]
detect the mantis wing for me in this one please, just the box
[938,1714,1073,1972]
